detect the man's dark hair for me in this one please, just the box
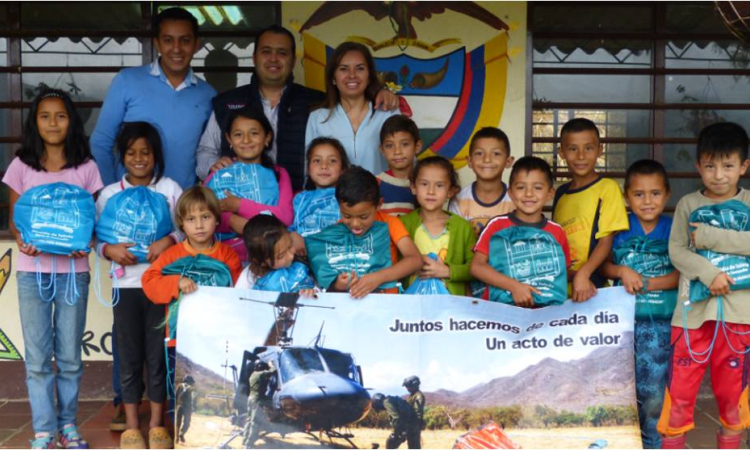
[253,25,296,59]
[509,156,554,186]
[696,122,749,162]
[560,118,600,140]
[336,166,381,206]
[154,7,199,38]
[624,159,670,193]
[469,127,510,155]
[380,115,420,144]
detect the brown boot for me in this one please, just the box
[120,429,146,449]
[661,434,686,449]
[717,430,742,449]
[149,427,174,449]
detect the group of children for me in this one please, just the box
[6,86,750,450]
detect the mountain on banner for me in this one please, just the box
[426,332,635,413]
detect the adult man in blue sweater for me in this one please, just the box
[91,7,216,190]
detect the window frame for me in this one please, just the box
[527,2,750,195]
[0,1,281,235]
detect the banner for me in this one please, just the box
[175,287,641,449]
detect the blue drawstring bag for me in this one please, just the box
[96,186,174,263]
[689,200,750,302]
[305,221,397,291]
[14,182,96,305]
[14,182,95,255]
[255,261,315,292]
[405,253,450,295]
[613,235,677,320]
[290,188,340,237]
[488,226,568,306]
[206,163,280,240]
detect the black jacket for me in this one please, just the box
[211,75,325,192]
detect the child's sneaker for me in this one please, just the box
[57,425,88,449]
[30,433,55,449]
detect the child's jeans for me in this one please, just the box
[634,319,671,449]
[17,271,90,434]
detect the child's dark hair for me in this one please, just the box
[18,89,92,171]
[410,156,459,190]
[380,115,420,145]
[116,122,166,183]
[224,106,279,180]
[560,118,600,140]
[154,7,198,38]
[696,122,749,162]
[175,186,222,231]
[304,137,351,191]
[335,166,380,207]
[243,214,288,278]
[509,156,554,187]
[469,127,510,155]
[624,159,670,193]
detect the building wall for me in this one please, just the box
[0,1,528,399]
[282,1,528,185]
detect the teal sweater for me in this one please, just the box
[399,209,477,296]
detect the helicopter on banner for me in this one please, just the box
[216,293,371,448]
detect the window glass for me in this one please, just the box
[664,110,750,139]
[279,348,324,383]
[665,75,750,104]
[534,39,652,69]
[533,5,653,33]
[22,37,143,68]
[157,4,278,32]
[21,3,143,31]
[534,75,651,103]
[665,3,733,35]
[666,41,750,69]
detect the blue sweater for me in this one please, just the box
[90,62,216,189]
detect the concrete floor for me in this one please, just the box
[0,397,745,449]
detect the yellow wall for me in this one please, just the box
[282,1,528,186]
[0,246,115,362]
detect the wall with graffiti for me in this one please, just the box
[284,1,528,183]
[0,246,115,362]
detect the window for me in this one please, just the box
[0,2,280,231]
[529,2,750,209]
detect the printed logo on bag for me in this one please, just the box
[31,186,81,233]
[15,182,96,255]
[293,188,340,237]
[488,226,567,305]
[207,163,280,240]
[326,234,375,269]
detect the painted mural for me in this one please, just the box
[290,1,526,169]
[0,246,114,362]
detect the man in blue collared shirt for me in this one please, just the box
[91,7,216,190]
